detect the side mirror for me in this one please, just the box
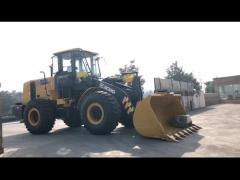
[49,65,53,77]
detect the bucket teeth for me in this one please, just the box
[166,135,179,142]
[163,123,202,142]
[193,124,202,130]
[182,130,190,135]
[178,132,186,138]
[173,133,184,140]
[186,128,193,134]
[165,124,202,142]
[191,126,199,131]
[189,127,197,132]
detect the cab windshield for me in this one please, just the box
[52,53,101,78]
[75,56,101,77]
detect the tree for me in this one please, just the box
[119,60,145,87]
[119,60,139,74]
[0,91,22,116]
[205,81,215,93]
[165,61,202,91]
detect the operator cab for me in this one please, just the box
[50,48,102,98]
[51,48,101,78]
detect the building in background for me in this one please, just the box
[213,75,240,100]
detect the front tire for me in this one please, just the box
[80,91,120,135]
[24,99,56,134]
[118,113,134,128]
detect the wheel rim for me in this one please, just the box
[28,108,40,126]
[87,103,104,125]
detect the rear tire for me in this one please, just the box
[24,99,56,134]
[80,91,120,135]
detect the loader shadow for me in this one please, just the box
[2,125,204,157]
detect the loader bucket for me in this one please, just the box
[133,93,201,142]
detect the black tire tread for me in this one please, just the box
[119,114,134,128]
[24,99,56,134]
[63,108,82,128]
[81,90,120,135]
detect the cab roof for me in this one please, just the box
[53,48,98,58]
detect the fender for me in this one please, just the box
[98,81,137,115]
[77,87,101,109]
[77,81,136,116]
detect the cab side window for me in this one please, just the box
[63,60,72,72]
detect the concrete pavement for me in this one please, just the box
[1,104,240,157]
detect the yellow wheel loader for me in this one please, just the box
[12,48,200,142]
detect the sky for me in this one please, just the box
[0,22,240,92]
